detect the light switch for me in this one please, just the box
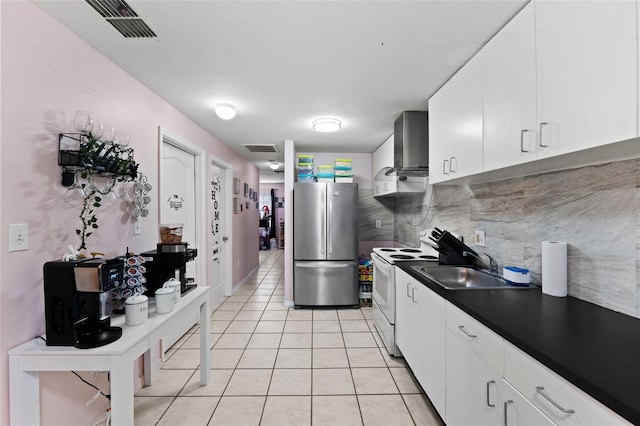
[133,221,142,235]
[9,223,29,252]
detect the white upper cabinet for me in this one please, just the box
[429,53,484,183]
[483,2,537,171]
[428,82,452,184]
[373,134,394,174]
[449,52,485,178]
[535,0,638,159]
[428,0,639,183]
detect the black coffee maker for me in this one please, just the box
[43,257,124,348]
[141,242,197,296]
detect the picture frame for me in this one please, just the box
[233,197,241,214]
[249,188,254,199]
[244,183,249,198]
[233,178,240,194]
[246,202,250,209]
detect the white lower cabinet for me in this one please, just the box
[504,342,630,426]
[446,329,503,426]
[395,268,446,419]
[503,380,556,426]
[394,278,630,426]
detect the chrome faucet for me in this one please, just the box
[462,251,499,275]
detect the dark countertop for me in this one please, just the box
[397,261,640,425]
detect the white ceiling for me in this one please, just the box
[34,0,528,172]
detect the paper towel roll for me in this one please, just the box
[541,241,567,297]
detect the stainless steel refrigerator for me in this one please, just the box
[294,182,359,307]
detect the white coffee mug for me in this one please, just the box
[125,295,148,326]
[155,287,175,314]
[163,278,181,303]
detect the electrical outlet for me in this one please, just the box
[375,220,381,228]
[9,223,29,252]
[133,221,142,235]
[475,230,486,247]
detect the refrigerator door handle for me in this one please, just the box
[327,188,333,254]
[296,261,356,268]
[320,186,326,255]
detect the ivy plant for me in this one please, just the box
[74,133,139,250]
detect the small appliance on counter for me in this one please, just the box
[43,257,124,348]
[141,242,197,296]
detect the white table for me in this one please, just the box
[9,286,211,426]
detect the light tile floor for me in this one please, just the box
[134,250,443,425]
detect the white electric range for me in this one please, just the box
[372,229,439,357]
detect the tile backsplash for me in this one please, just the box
[366,158,640,319]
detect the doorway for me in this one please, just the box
[159,128,205,294]
[210,158,234,301]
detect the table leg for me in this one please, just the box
[9,357,41,426]
[199,299,211,385]
[143,348,153,387]
[109,357,135,426]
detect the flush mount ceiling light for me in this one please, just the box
[269,161,279,170]
[215,103,236,120]
[313,118,341,132]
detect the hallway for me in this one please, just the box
[133,250,442,425]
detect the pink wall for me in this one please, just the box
[0,2,258,424]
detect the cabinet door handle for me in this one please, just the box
[458,325,477,338]
[449,156,457,173]
[504,400,514,426]
[406,283,412,297]
[538,122,549,148]
[535,386,575,414]
[411,287,418,303]
[486,380,496,407]
[520,129,530,153]
[443,159,449,175]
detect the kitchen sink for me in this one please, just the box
[411,265,537,290]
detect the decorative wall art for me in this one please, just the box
[233,197,241,214]
[233,178,241,194]
[249,188,254,199]
[246,202,250,209]
[243,183,249,197]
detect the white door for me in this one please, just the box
[209,163,224,301]
[161,143,197,281]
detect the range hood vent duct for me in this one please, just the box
[390,111,429,176]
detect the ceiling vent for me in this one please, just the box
[243,144,279,153]
[86,0,157,38]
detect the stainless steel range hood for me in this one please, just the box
[392,111,429,176]
[373,111,428,197]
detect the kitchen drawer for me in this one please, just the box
[504,342,630,426]
[503,379,556,426]
[446,301,504,374]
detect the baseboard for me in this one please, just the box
[284,300,294,308]
[231,264,260,295]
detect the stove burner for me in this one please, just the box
[380,248,397,252]
[420,255,438,260]
[400,248,421,253]
[390,254,416,260]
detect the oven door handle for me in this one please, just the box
[372,253,394,273]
